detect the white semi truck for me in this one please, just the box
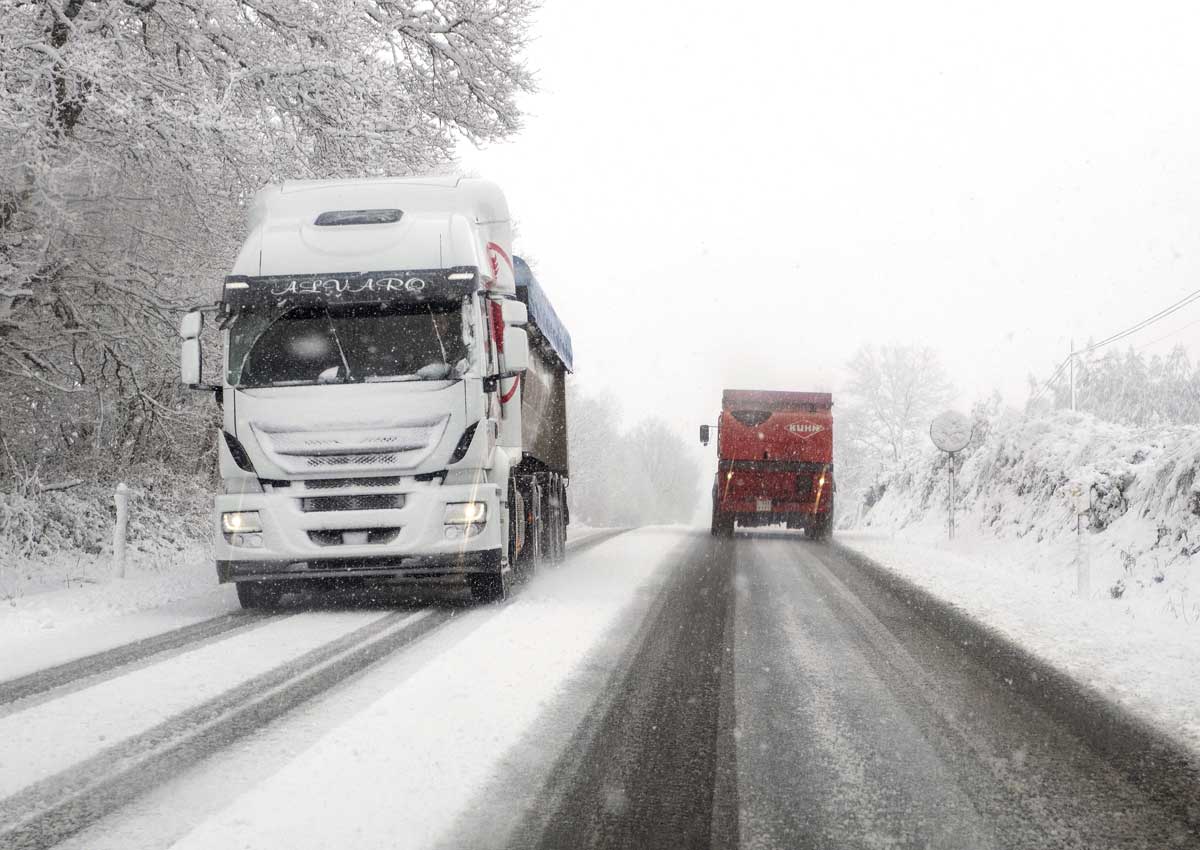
[179,177,571,607]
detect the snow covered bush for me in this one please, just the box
[853,408,1200,608]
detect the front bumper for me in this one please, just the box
[214,478,503,583]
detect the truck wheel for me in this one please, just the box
[524,480,543,573]
[539,482,557,565]
[236,580,284,610]
[505,477,520,571]
[712,512,734,537]
[558,500,568,560]
[468,570,511,604]
[553,479,568,562]
[809,517,832,542]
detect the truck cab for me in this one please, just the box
[701,390,833,539]
[180,177,571,606]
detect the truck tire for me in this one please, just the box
[809,517,832,543]
[505,476,525,572]
[236,580,284,609]
[545,486,562,563]
[712,511,734,537]
[523,479,543,573]
[554,478,568,562]
[468,570,511,603]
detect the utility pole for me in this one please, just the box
[1069,339,1076,412]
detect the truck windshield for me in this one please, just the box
[227,300,470,388]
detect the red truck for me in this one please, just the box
[700,390,834,539]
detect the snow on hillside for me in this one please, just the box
[842,409,1200,752]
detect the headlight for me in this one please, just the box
[443,502,487,525]
[222,511,262,534]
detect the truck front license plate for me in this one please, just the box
[756,499,771,513]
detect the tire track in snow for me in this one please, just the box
[0,528,628,715]
[0,607,450,850]
[0,528,635,850]
[0,612,283,712]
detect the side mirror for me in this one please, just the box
[180,310,203,340]
[503,326,530,375]
[700,425,710,446]
[501,300,528,326]
[181,338,202,386]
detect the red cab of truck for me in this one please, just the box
[700,390,834,539]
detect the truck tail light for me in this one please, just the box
[489,300,505,353]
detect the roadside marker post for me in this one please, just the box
[113,482,129,579]
[1071,483,1091,598]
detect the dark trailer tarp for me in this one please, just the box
[512,256,570,475]
[514,256,573,373]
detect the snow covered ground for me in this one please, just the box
[842,409,1200,755]
[0,526,617,683]
[50,528,681,850]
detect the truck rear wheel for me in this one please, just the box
[711,511,734,537]
[550,477,567,563]
[523,479,543,573]
[236,580,284,610]
[808,517,832,542]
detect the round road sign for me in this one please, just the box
[930,411,973,453]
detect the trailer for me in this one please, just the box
[701,389,834,539]
[179,176,571,606]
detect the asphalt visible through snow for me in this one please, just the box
[513,530,1199,850]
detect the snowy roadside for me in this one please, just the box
[564,523,623,545]
[837,529,1200,756]
[0,528,623,683]
[0,542,233,682]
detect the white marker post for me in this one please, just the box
[930,411,974,542]
[1071,482,1091,597]
[113,482,129,579]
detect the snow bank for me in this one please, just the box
[0,540,215,653]
[844,409,1200,752]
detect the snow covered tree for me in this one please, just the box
[1044,344,1200,426]
[566,383,702,527]
[834,343,955,525]
[626,419,702,525]
[843,343,955,464]
[0,0,534,477]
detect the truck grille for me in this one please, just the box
[250,416,450,475]
[300,494,405,512]
[305,477,403,490]
[305,453,397,468]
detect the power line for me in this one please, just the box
[1136,315,1200,353]
[1030,285,1200,405]
[1029,353,1072,405]
[1081,287,1200,354]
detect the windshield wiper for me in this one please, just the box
[322,304,353,382]
[363,374,422,383]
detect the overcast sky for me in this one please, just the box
[459,0,1200,440]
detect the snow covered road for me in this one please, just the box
[2,528,1197,849]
